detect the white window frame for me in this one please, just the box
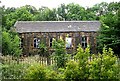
[66,37,72,48]
[81,36,87,48]
[34,38,40,48]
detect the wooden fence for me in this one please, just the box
[1,54,120,66]
[1,55,78,65]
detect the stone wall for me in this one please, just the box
[19,31,97,56]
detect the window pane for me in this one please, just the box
[82,36,87,42]
[37,39,40,48]
[34,38,40,48]
[81,36,87,48]
[82,43,84,48]
[66,38,72,48]
[50,38,52,42]
[50,38,53,47]
[82,37,84,41]
[34,38,37,48]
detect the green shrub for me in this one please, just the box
[100,47,119,79]
[57,68,65,79]
[2,31,22,57]
[89,47,119,79]
[74,45,90,79]
[24,63,46,80]
[64,60,79,80]
[45,65,65,79]
[64,45,119,79]
[89,54,102,79]
[52,39,68,68]
[64,45,90,79]
[2,63,28,79]
[46,69,58,79]
[39,42,47,53]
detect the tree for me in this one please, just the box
[97,9,120,56]
[108,2,120,14]
[3,6,34,30]
[56,4,67,20]
[92,2,108,16]
[85,8,97,20]
[2,30,22,57]
[34,7,57,21]
[66,3,86,20]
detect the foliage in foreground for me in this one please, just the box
[1,46,120,80]
[52,39,68,68]
[64,45,119,79]
[24,63,46,80]
[2,62,29,79]
[89,47,119,79]
[2,30,22,57]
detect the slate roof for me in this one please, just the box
[14,21,101,33]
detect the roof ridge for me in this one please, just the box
[17,21,100,23]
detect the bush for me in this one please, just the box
[64,45,119,79]
[89,47,119,79]
[45,65,65,79]
[64,45,90,79]
[46,69,58,79]
[2,63,28,79]
[74,45,90,79]
[2,31,22,57]
[2,46,119,80]
[52,39,68,68]
[64,60,79,80]
[24,63,46,80]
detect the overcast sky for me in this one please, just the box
[0,0,120,9]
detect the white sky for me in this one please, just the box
[0,0,120,9]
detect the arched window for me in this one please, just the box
[34,38,40,48]
[81,36,87,48]
[66,37,72,48]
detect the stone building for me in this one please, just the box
[14,21,100,55]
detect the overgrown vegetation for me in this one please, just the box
[24,63,46,80]
[52,39,68,68]
[2,30,22,57]
[38,42,47,56]
[1,45,120,80]
[97,9,120,56]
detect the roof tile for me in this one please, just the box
[14,21,101,33]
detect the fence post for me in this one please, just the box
[47,52,51,65]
